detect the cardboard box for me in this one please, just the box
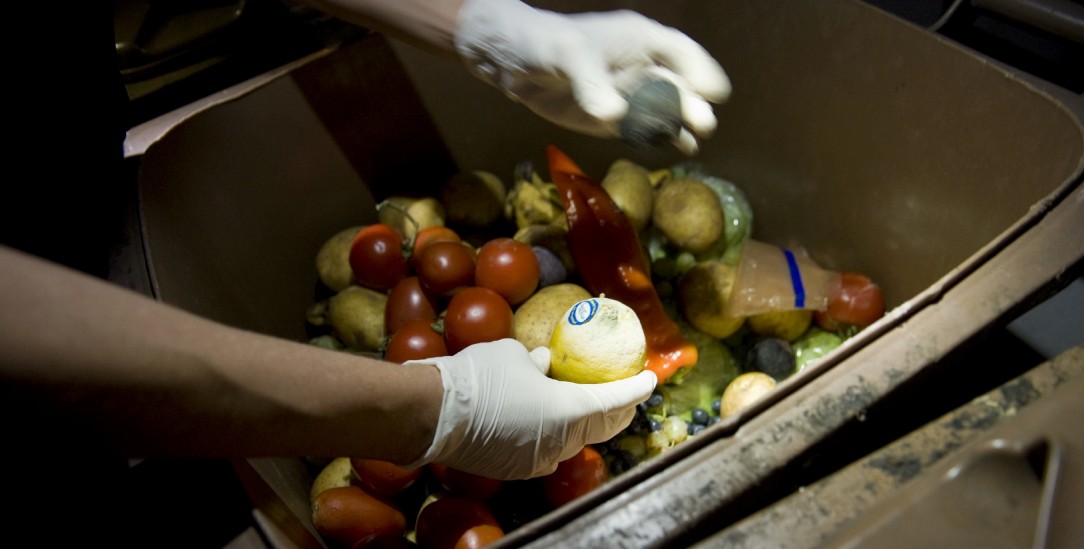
[125,1,1083,546]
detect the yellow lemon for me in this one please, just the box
[549,296,646,384]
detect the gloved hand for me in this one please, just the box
[405,338,657,480]
[454,0,730,155]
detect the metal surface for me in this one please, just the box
[698,344,1084,548]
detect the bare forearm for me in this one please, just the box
[302,0,467,57]
[0,246,441,462]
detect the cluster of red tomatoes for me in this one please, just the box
[313,447,610,549]
[317,223,613,548]
[348,223,542,363]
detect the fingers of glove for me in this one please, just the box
[584,404,638,447]
[528,346,552,375]
[556,46,627,123]
[584,370,658,412]
[672,128,700,156]
[679,87,719,137]
[646,28,731,103]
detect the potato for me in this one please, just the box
[310,457,356,505]
[601,159,655,231]
[441,170,507,228]
[677,261,744,339]
[720,372,777,418]
[652,177,725,253]
[316,226,363,293]
[513,283,592,351]
[378,196,445,240]
[327,285,388,351]
[747,309,813,342]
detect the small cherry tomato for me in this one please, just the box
[312,485,406,548]
[415,495,504,549]
[417,241,476,297]
[815,272,885,331]
[349,458,423,498]
[349,224,409,292]
[475,237,540,305]
[428,462,504,501]
[411,226,461,271]
[442,286,514,354]
[385,276,440,337]
[541,445,609,509]
[384,319,448,363]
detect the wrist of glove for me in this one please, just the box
[404,338,656,480]
[454,0,730,154]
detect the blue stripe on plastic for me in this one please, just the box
[783,248,805,308]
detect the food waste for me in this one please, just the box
[303,145,887,548]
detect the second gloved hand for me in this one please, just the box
[454,0,731,155]
[405,338,656,480]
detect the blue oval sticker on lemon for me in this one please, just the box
[568,298,599,325]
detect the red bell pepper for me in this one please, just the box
[546,145,697,384]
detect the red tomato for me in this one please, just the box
[417,241,477,297]
[384,319,448,363]
[415,495,504,549]
[349,458,423,498]
[442,286,514,355]
[385,277,440,337]
[312,485,406,548]
[411,226,461,271]
[541,446,609,509]
[428,462,503,501]
[475,237,540,305]
[350,224,409,292]
[815,272,886,331]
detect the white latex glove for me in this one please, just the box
[454,0,731,155]
[405,338,657,480]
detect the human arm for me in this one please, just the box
[0,245,653,478]
[297,0,730,154]
[0,244,443,463]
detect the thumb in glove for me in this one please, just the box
[405,338,656,480]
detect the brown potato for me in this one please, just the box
[652,177,725,253]
[315,226,363,293]
[327,285,388,351]
[441,171,507,228]
[378,196,445,240]
[601,159,655,232]
[513,283,592,351]
[720,372,777,418]
[310,457,356,505]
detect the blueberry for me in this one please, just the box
[712,398,722,414]
[707,415,722,426]
[649,418,662,432]
[646,392,664,408]
[691,408,709,425]
[609,457,629,476]
[690,424,706,436]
